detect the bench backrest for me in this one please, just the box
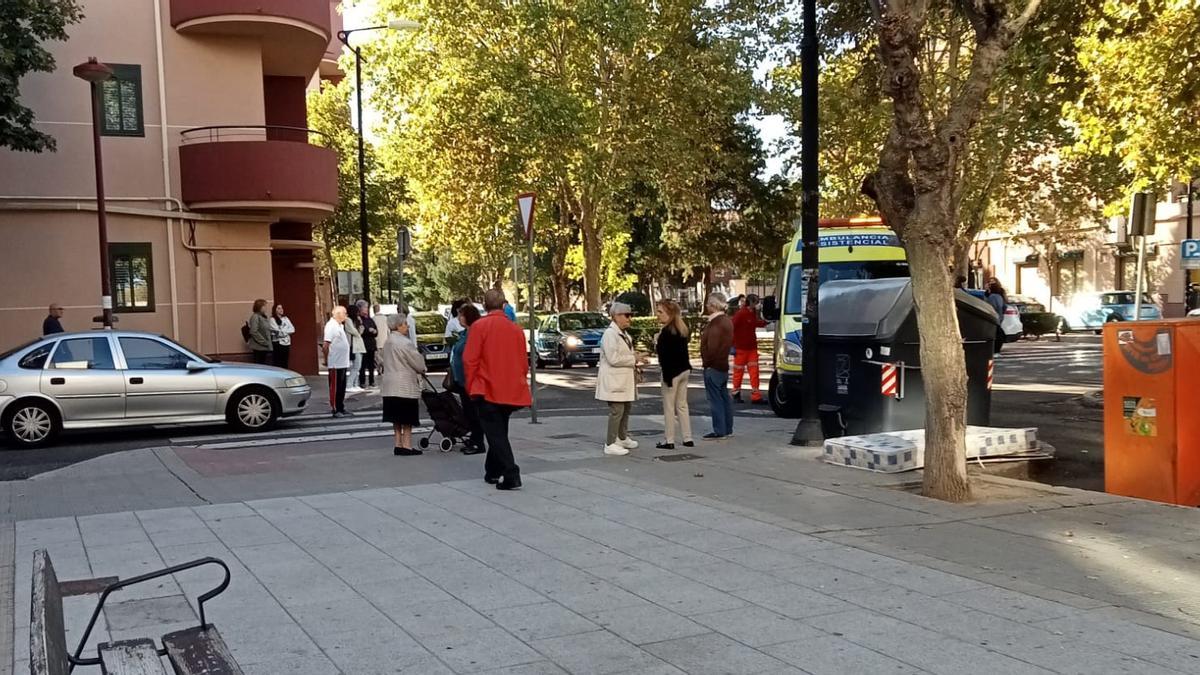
[30,549,69,675]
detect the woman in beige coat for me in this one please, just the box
[595,302,645,456]
[379,314,427,456]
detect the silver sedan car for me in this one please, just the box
[0,330,311,448]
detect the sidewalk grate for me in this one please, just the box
[547,433,589,440]
[655,453,704,462]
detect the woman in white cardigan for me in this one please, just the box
[378,313,427,456]
[595,302,645,456]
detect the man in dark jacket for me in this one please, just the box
[43,304,65,335]
[700,293,734,439]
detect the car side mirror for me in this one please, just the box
[186,360,210,371]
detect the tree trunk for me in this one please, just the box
[906,236,972,502]
[952,240,970,283]
[580,209,603,310]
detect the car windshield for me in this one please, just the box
[785,261,912,315]
[559,313,608,331]
[1101,292,1154,305]
[415,314,446,334]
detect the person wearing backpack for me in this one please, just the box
[247,299,273,365]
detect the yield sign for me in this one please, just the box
[517,192,537,241]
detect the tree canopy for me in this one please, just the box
[0,0,81,152]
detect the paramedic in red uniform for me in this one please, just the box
[731,294,767,404]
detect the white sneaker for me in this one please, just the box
[604,443,630,456]
[618,437,639,450]
[346,386,364,394]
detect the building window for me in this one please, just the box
[97,64,143,137]
[1118,254,1137,291]
[1055,251,1084,297]
[109,243,154,312]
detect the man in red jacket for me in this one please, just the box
[731,294,767,403]
[464,289,532,490]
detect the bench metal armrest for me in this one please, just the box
[68,557,230,671]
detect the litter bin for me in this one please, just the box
[817,278,998,436]
[1103,320,1200,506]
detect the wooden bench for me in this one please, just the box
[30,549,243,675]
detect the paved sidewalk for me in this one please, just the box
[6,411,1200,674]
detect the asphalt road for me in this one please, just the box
[0,335,1104,488]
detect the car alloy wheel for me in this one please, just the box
[12,405,53,444]
[237,392,273,429]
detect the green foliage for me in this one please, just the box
[0,0,82,152]
[365,0,776,309]
[306,79,409,287]
[1067,0,1200,186]
[615,291,651,316]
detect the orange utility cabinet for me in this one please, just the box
[1104,319,1200,506]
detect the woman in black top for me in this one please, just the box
[655,299,693,449]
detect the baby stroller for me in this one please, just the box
[419,375,472,452]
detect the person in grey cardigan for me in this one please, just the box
[379,313,427,456]
[247,299,273,365]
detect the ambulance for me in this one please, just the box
[768,217,910,417]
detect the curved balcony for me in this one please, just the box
[171,0,332,76]
[179,126,338,222]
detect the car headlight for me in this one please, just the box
[780,340,803,365]
[566,336,581,347]
[284,377,307,387]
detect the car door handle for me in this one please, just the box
[129,377,144,385]
[50,377,65,385]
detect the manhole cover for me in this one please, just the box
[547,433,589,440]
[626,429,660,437]
[656,453,704,462]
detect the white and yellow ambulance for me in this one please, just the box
[768,217,910,417]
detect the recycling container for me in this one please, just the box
[817,278,998,436]
[1103,320,1200,506]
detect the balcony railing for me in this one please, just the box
[180,125,330,146]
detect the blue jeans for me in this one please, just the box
[703,368,733,436]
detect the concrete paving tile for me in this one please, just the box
[240,654,341,675]
[285,596,394,637]
[206,516,289,548]
[1035,611,1200,671]
[609,664,686,675]
[77,512,148,547]
[146,526,219,548]
[135,507,207,533]
[642,633,804,675]
[762,532,840,555]
[1016,641,1189,675]
[692,605,824,648]
[357,576,457,614]
[192,503,255,522]
[16,517,80,547]
[422,562,547,611]
[712,545,809,571]
[585,604,709,645]
[769,562,894,597]
[224,620,327,665]
[670,561,781,592]
[484,602,599,641]
[419,626,543,673]
[805,610,1054,675]
[478,662,569,675]
[312,623,434,672]
[540,578,649,615]
[660,526,754,552]
[103,595,196,632]
[630,543,725,569]
[733,583,853,619]
[531,630,668,675]
[384,598,498,639]
[764,634,924,674]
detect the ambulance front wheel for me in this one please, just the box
[769,372,802,419]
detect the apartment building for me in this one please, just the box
[0,0,344,375]
[971,190,1197,319]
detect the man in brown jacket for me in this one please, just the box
[700,292,734,439]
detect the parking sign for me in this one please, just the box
[1183,239,1200,270]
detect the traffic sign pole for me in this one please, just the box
[517,193,539,424]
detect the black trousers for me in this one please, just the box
[273,343,290,369]
[477,399,519,480]
[360,350,377,387]
[251,349,272,365]
[458,390,486,450]
[328,368,347,413]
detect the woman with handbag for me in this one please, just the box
[595,302,645,456]
[654,299,693,450]
[379,313,426,456]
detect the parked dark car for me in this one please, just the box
[1007,295,1061,341]
[534,312,608,368]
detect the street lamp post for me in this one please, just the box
[791,0,823,446]
[73,57,115,329]
[336,19,420,305]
